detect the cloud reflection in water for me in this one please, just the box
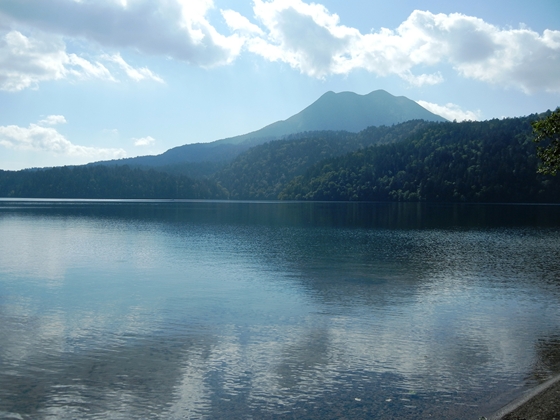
[1,201,560,419]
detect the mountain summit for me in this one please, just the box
[222,90,447,143]
[100,90,447,168]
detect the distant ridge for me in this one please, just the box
[96,90,447,168]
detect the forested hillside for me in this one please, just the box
[1,113,558,203]
[214,120,431,199]
[278,115,560,202]
[0,165,227,199]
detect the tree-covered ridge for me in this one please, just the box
[214,120,432,199]
[2,114,559,202]
[0,165,228,199]
[279,115,560,202]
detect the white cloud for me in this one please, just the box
[0,29,168,90]
[0,0,243,67]
[394,11,560,93]
[0,30,114,91]
[0,119,126,160]
[400,71,444,87]
[103,53,164,83]
[66,53,115,81]
[38,115,67,126]
[0,0,558,93]
[223,2,560,92]
[0,30,68,91]
[245,0,360,78]
[221,9,263,36]
[416,100,480,122]
[133,135,156,146]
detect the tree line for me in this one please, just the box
[0,164,227,199]
[1,112,559,202]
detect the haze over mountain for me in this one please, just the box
[97,90,447,169]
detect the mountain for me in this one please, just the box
[213,89,447,145]
[95,90,447,170]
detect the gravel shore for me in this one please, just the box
[489,374,560,420]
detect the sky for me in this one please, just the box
[0,0,559,170]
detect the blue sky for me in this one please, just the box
[0,0,559,170]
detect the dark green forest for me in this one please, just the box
[1,112,559,202]
[214,120,431,199]
[278,115,560,202]
[0,165,227,199]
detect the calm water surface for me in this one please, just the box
[1,200,560,419]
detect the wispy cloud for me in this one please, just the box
[103,53,164,83]
[38,115,67,126]
[0,30,113,91]
[416,101,480,122]
[0,118,126,160]
[0,29,167,91]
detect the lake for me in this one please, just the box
[1,200,559,419]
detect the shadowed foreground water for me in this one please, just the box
[1,200,560,419]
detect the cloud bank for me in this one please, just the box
[0,0,558,93]
[230,1,560,92]
[416,101,480,122]
[0,0,242,66]
[0,117,126,160]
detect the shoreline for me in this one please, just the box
[489,373,560,420]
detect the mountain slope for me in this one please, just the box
[215,120,431,200]
[96,90,446,169]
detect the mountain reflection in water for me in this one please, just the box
[1,200,559,419]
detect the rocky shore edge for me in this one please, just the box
[487,373,560,420]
